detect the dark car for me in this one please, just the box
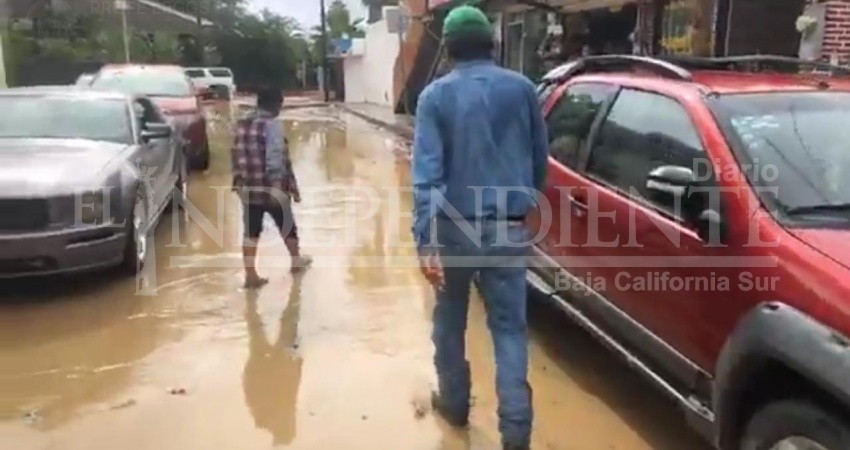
[0,88,186,277]
[531,55,850,450]
[89,64,211,171]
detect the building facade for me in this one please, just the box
[393,0,850,115]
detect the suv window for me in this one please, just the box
[586,89,705,214]
[208,68,232,78]
[546,83,616,169]
[185,69,206,78]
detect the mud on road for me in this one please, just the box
[0,105,710,450]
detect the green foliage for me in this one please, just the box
[326,0,365,38]
[214,10,305,89]
[5,0,322,89]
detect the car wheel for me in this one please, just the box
[740,400,850,450]
[121,195,148,276]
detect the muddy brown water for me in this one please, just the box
[0,106,710,450]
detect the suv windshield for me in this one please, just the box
[92,70,192,97]
[0,96,131,144]
[712,92,850,222]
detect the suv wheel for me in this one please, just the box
[740,400,850,450]
[121,196,148,275]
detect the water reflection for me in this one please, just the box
[242,275,304,446]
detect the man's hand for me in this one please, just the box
[291,190,301,203]
[418,249,444,288]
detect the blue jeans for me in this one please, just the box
[431,218,533,447]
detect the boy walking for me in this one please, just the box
[232,89,312,288]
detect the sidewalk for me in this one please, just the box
[338,103,413,139]
[338,103,414,160]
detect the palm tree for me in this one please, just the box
[327,0,365,38]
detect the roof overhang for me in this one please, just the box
[428,0,635,12]
[536,0,636,12]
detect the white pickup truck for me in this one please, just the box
[184,67,235,100]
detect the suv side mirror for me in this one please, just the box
[141,122,172,142]
[646,165,725,243]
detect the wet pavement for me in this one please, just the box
[0,106,711,450]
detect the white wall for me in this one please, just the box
[0,36,6,89]
[344,15,400,106]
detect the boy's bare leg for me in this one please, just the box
[243,238,269,288]
[284,236,312,272]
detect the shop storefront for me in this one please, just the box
[655,0,715,55]
[496,1,645,80]
[502,7,549,80]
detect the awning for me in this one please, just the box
[532,0,636,13]
[428,0,485,12]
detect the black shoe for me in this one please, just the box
[431,391,469,427]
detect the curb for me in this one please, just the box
[337,104,414,140]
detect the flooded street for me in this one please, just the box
[0,106,710,450]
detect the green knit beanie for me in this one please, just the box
[443,5,493,41]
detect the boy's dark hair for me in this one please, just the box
[256,87,283,110]
[445,34,494,62]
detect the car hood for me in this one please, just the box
[0,139,129,197]
[790,228,850,270]
[150,96,197,114]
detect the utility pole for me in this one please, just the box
[196,0,204,65]
[319,0,329,102]
[115,0,130,63]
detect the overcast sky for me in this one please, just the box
[247,0,366,29]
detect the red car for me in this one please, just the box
[90,64,211,171]
[530,55,850,450]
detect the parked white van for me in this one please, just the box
[184,67,235,100]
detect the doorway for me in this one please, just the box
[724,0,807,56]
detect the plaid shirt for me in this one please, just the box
[231,110,300,205]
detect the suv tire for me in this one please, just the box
[740,399,850,450]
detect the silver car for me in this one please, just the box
[0,88,187,277]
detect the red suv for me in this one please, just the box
[529,55,850,450]
[90,65,211,171]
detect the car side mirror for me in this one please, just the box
[141,122,172,142]
[646,165,726,243]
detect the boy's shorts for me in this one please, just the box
[243,201,298,240]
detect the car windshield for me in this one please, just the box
[0,95,131,144]
[712,92,850,221]
[92,70,192,97]
[75,73,94,86]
